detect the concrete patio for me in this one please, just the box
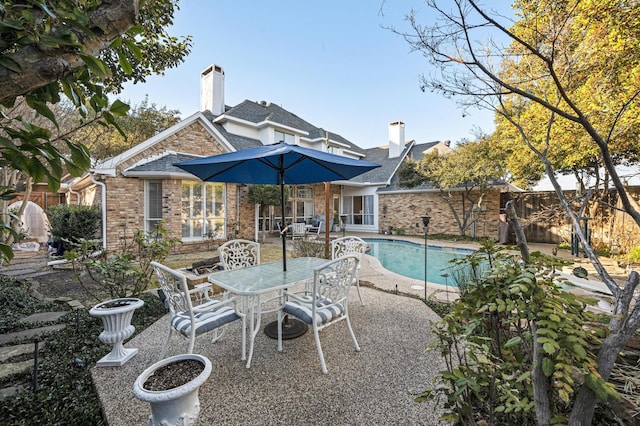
[91,254,450,425]
[91,236,617,425]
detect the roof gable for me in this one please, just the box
[92,112,234,176]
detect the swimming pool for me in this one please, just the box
[363,238,475,286]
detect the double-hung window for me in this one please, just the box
[181,181,226,239]
[145,180,163,233]
[294,185,314,223]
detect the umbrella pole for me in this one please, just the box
[264,177,308,340]
[324,182,330,258]
[280,179,287,271]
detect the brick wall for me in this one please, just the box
[84,120,248,252]
[378,189,500,238]
[77,116,503,251]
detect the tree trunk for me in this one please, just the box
[531,323,552,426]
[569,271,640,425]
[504,200,529,263]
[0,0,139,103]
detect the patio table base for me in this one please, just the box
[264,317,308,340]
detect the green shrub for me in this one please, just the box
[66,223,177,299]
[47,205,102,249]
[418,240,614,424]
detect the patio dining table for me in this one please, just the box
[208,256,327,368]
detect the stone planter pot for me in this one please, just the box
[133,354,212,426]
[89,297,144,367]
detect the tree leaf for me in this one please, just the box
[542,357,554,377]
[109,100,130,116]
[0,56,21,73]
[504,336,522,348]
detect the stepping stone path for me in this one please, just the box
[0,250,85,400]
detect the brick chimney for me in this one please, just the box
[200,64,225,115]
[388,121,405,158]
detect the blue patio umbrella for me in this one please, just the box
[174,141,380,271]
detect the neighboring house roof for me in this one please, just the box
[122,152,201,179]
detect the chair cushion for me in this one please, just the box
[283,296,344,326]
[171,302,240,337]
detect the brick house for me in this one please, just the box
[64,64,506,252]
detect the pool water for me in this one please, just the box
[363,238,474,286]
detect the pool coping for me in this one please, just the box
[355,234,618,307]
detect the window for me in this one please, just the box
[343,195,374,225]
[266,185,314,228]
[181,182,226,239]
[295,185,314,223]
[274,129,295,144]
[145,180,163,232]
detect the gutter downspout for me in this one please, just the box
[68,188,81,205]
[90,172,107,250]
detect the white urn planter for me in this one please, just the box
[89,297,144,367]
[133,354,212,426]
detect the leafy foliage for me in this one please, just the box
[419,241,615,424]
[291,239,329,259]
[0,0,190,261]
[66,223,177,299]
[493,0,640,191]
[71,95,181,161]
[627,246,640,265]
[400,139,507,236]
[0,276,166,425]
[46,204,102,251]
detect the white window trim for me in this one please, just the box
[181,181,227,241]
[145,180,163,233]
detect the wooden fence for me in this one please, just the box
[13,191,66,210]
[502,187,640,253]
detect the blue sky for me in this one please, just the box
[119,0,495,149]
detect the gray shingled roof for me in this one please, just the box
[125,152,200,175]
[119,102,410,183]
[221,100,366,155]
[376,141,441,192]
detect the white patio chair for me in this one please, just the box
[277,255,360,374]
[151,261,245,360]
[331,236,368,306]
[218,239,260,270]
[290,222,307,240]
[306,222,322,240]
